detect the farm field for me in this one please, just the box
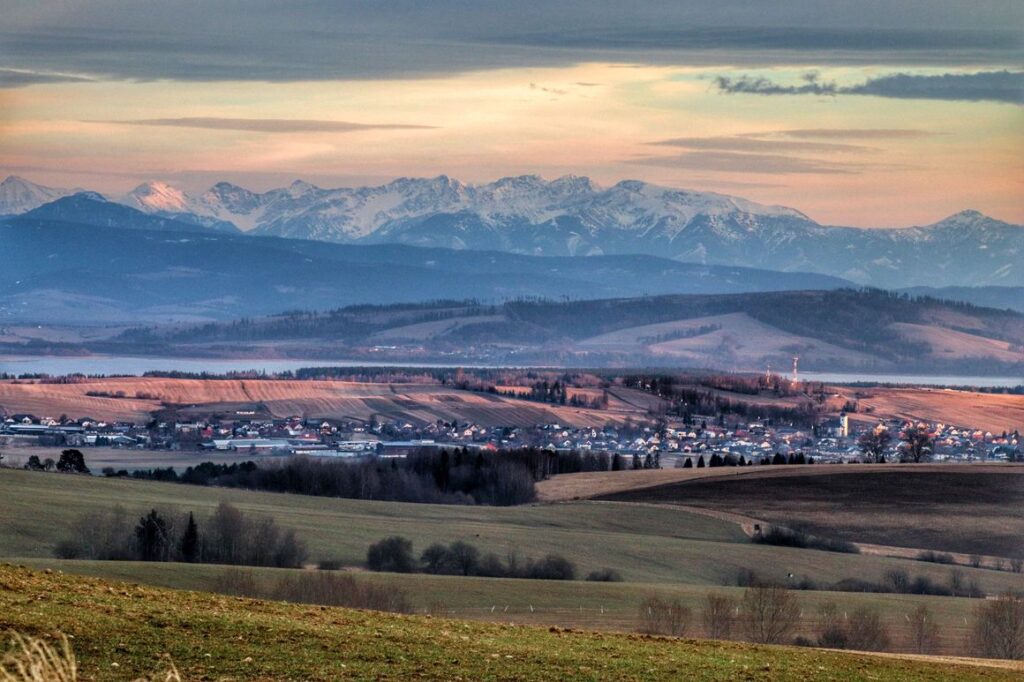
[0,377,641,426]
[841,386,1024,434]
[9,558,1004,657]
[598,466,1024,558]
[2,468,1022,594]
[3,566,1017,682]
[0,444,285,471]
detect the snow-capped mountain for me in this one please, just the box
[0,176,76,215]
[5,174,1022,288]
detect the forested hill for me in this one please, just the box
[116,289,1024,374]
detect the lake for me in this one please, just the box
[0,356,1020,387]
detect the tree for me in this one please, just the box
[420,543,453,574]
[741,584,799,644]
[696,455,706,468]
[972,592,1024,660]
[24,455,44,471]
[447,541,480,576]
[638,596,691,636]
[682,457,693,469]
[701,593,737,640]
[900,424,934,463]
[134,509,171,562]
[56,449,89,474]
[857,428,891,463]
[366,536,416,573]
[909,604,940,654]
[180,512,199,563]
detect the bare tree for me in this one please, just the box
[638,596,691,637]
[908,604,940,654]
[741,585,799,644]
[972,593,1024,660]
[846,607,890,652]
[701,592,737,640]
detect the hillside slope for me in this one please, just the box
[2,565,1016,681]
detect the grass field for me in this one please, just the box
[7,558,1004,657]
[2,468,1021,595]
[1,564,1019,681]
[597,466,1024,559]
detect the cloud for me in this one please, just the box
[773,128,934,140]
[0,67,94,87]
[650,135,870,154]
[715,70,1024,104]
[93,117,436,133]
[529,83,568,96]
[1,1,1021,82]
[627,151,863,175]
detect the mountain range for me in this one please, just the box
[3,174,1021,289]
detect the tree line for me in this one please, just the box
[54,502,307,568]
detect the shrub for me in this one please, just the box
[916,550,955,565]
[214,568,411,614]
[586,568,624,582]
[741,585,799,644]
[701,593,737,640]
[753,525,859,554]
[637,597,691,636]
[908,604,940,654]
[971,592,1024,660]
[366,536,416,573]
[527,554,576,581]
[846,607,891,651]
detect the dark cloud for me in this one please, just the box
[1,1,1021,82]
[715,70,1024,104]
[94,118,436,133]
[627,151,863,175]
[651,135,870,154]
[773,128,934,139]
[0,67,94,87]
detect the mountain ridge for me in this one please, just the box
[3,174,1021,288]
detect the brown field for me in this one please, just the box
[597,465,1024,558]
[0,378,642,426]
[844,387,1024,433]
[892,323,1023,363]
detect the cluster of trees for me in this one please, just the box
[676,452,813,469]
[54,502,307,568]
[123,447,662,507]
[641,583,1023,660]
[365,536,578,581]
[212,568,411,614]
[857,423,935,463]
[752,525,859,554]
[491,380,608,409]
[23,449,89,474]
[622,374,820,427]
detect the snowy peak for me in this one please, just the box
[0,176,74,215]
[123,181,191,213]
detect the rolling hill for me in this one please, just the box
[106,289,1024,374]
[0,210,849,324]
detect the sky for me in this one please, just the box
[1,1,1022,227]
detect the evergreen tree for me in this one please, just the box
[180,512,199,563]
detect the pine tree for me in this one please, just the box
[180,512,199,563]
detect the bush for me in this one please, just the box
[637,596,691,636]
[741,585,799,644]
[213,568,411,614]
[586,568,624,582]
[846,607,891,651]
[908,604,940,654]
[917,550,955,565]
[753,525,859,554]
[701,593,737,640]
[971,592,1024,660]
[367,536,416,573]
[527,554,576,581]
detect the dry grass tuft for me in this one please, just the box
[0,632,76,682]
[0,632,181,682]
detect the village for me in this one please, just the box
[2,405,1019,470]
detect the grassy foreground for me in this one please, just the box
[0,564,1018,681]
